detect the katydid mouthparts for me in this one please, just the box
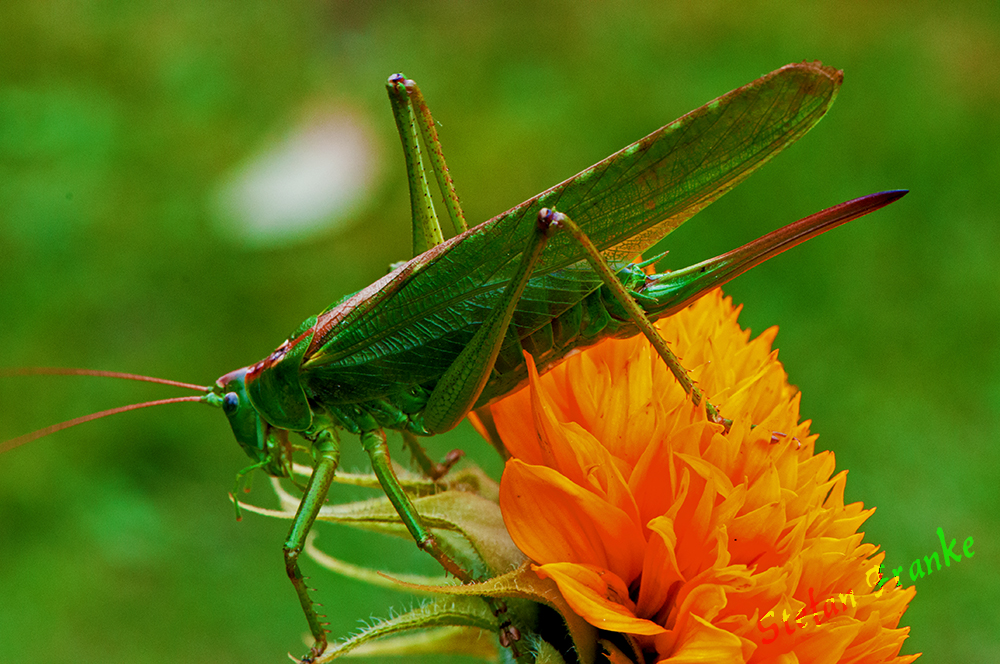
[3,62,906,662]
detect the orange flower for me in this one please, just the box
[491,289,918,662]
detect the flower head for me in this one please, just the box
[491,289,918,662]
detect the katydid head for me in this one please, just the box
[209,366,293,478]
[205,317,317,478]
[212,367,268,463]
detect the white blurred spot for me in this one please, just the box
[214,111,380,248]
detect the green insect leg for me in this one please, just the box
[360,428,471,579]
[400,429,464,481]
[386,74,443,255]
[541,208,730,427]
[361,428,527,658]
[387,74,468,245]
[283,428,341,663]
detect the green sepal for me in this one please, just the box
[390,563,598,664]
[312,488,522,576]
[313,599,498,662]
[289,460,447,498]
[536,640,569,664]
[303,533,451,592]
[247,463,520,576]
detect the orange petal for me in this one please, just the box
[535,562,667,636]
[500,458,646,582]
[635,515,685,620]
[491,385,545,465]
[654,614,748,663]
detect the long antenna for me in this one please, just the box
[1,367,209,392]
[0,395,206,454]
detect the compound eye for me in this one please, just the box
[222,392,240,415]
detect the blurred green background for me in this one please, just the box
[1,1,997,662]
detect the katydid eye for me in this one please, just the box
[223,392,240,414]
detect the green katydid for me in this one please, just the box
[3,61,906,662]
